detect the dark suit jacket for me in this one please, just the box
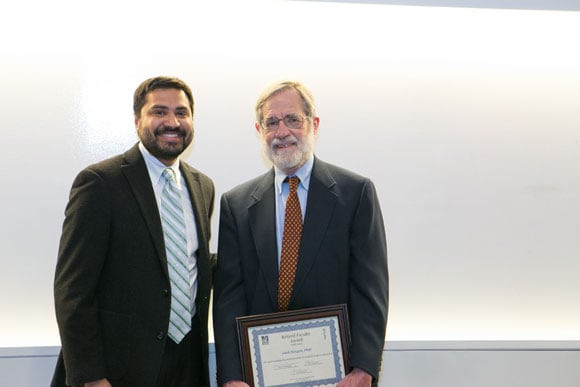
[52,143,215,386]
[213,157,388,385]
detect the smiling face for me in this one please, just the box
[135,88,194,166]
[256,88,319,176]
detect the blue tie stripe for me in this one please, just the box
[163,231,188,255]
[166,255,190,284]
[162,203,185,227]
[163,226,188,258]
[162,194,186,224]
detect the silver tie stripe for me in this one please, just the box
[160,168,192,343]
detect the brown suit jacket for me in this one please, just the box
[52,143,215,386]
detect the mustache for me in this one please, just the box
[155,126,184,136]
[271,135,297,147]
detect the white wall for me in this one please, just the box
[1,0,579,350]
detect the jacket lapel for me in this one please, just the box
[248,170,279,308]
[181,165,210,250]
[121,144,168,279]
[292,158,337,302]
[180,164,212,300]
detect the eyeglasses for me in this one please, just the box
[261,113,306,132]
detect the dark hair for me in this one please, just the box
[133,76,194,118]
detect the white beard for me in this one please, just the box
[262,128,316,173]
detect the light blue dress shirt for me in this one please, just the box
[273,156,314,267]
[139,142,198,316]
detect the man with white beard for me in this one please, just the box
[213,80,389,387]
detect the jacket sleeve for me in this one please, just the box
[54,168,111,385]
[347,178,389,380]
[212,193,248,385]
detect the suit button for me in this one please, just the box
[157,331,165,340]
[162,289,170,297]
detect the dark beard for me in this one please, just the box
[142,127,192,161]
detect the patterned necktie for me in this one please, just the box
[278,176,303,311]
[160,168,192,343]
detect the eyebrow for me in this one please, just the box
[149,105,189,111]
[265,112,300,118]
[149,105,169,110]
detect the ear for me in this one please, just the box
[312,116,320,135]
[255,122,262,134]
[134,114,139,128]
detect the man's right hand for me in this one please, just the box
[84,378,111,387]
[224,381,250,387]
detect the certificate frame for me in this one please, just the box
[236,304,351,387]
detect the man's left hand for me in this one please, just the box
[337,368,372,387]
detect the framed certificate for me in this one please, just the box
[236,304,351,387]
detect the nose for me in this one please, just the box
[164,112,180,127]
[274,120,291,137]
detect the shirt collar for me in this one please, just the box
[274,156,314,195]
[138,142,182,187]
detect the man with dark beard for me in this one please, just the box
[213,81,389,387]
[52,76,215,387]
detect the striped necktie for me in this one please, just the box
[160,168,192,343]
[278,176,303,311]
